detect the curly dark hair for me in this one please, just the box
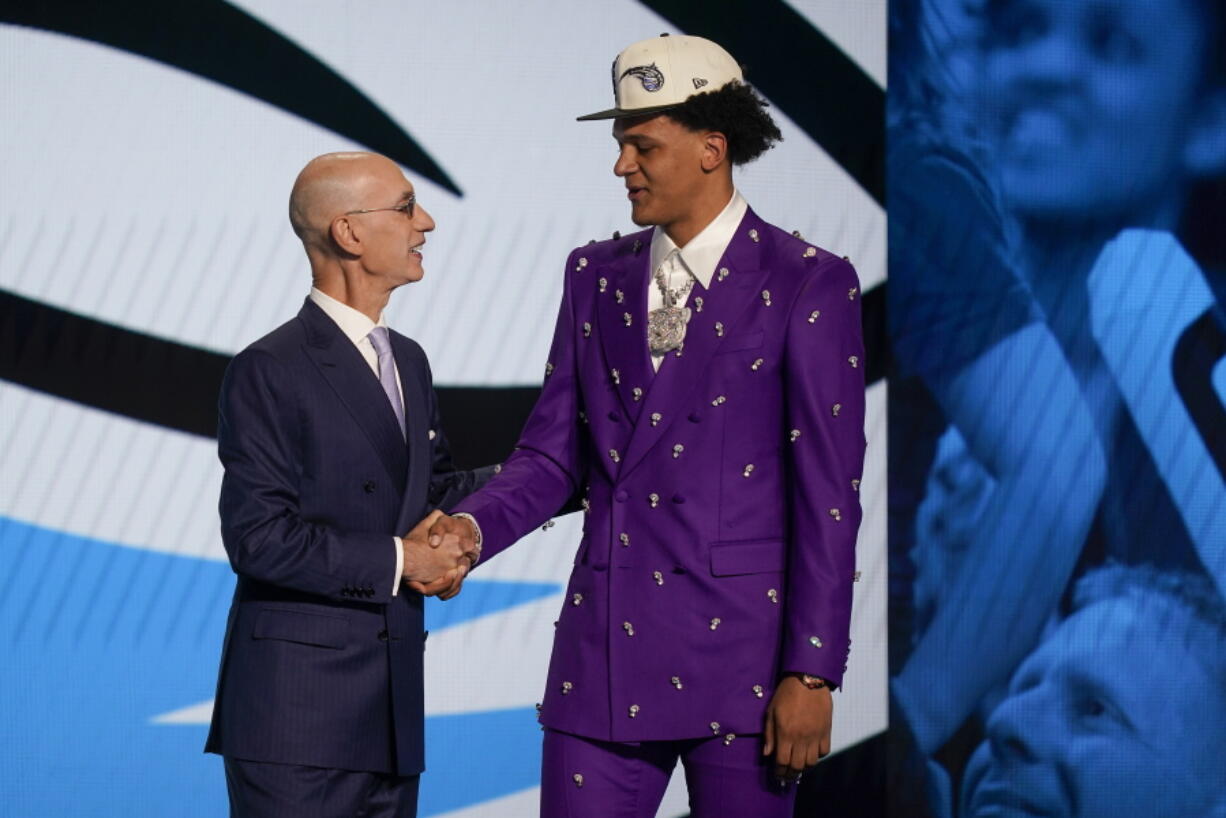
[665,81,783,166]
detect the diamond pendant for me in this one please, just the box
[648,306,691,355]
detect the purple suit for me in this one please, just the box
[454,208,865,744]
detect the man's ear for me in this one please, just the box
[700,130,729,173]
[330,215,362,256]
[1184,88,1226,177]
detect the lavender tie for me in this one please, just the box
[367,327,406,439]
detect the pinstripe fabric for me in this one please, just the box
[205,298,493,783]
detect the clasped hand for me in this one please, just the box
[401,510,476,600]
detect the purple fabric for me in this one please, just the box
[454,209,866,745]
[540,729,796,818]
[369,326,406,439]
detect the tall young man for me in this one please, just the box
[430,35,866,816]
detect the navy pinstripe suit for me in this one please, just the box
[205,298,491,778]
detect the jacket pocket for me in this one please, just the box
[252,608,348,649]
[709,538,786,576]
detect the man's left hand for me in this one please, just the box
[405,556,470,600]
[762,675,833,783]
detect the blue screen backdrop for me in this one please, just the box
[886,0,1226,814]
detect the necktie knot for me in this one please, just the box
[368,326,392,359]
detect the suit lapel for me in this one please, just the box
[390,332,430,531]
[595,238,653,424]
[298,299,408,489]
[620,212,769,479]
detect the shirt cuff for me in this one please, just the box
[392,536,404,596]
[450,512,483,565]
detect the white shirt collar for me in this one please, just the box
[648,190,748,289]
[308,286,387,345]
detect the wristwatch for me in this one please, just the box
[796,674,831,691]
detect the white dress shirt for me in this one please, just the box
[309,287,403,403]
[647,190,748,371]
[460,192,750,545]
[308,287,405,595]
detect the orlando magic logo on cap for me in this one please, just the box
[620,63,665,92]
[578,34,743,121]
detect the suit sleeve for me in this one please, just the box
[423,358,498,510]
[217,348,397,602]
[781,256,867,689]
[450,248,586,561]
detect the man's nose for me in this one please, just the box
[613,147,635,177]
[415,204,436,232]
[985,686,1057,765]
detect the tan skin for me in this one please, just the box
[426,115,833,778]
[290,152,468,600]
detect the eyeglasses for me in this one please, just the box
[345,193,416,219]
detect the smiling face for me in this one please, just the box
[344,158,436,288]
[980,0,1215,226]
[612,113,719,245]
[961,598,1226,817]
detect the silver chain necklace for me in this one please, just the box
[647,257,695,355]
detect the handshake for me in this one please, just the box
[400,510,480,600]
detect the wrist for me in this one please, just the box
[400,544,417,579]
[787,672,832,692]
[401,538,427,580]
[451,512,483,563]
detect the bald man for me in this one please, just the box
[205,153,493,818]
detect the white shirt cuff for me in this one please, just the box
[392,536,404,596]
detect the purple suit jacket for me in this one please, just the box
[454,209,865,742]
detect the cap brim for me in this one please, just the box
[576,101,684,121]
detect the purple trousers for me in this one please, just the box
[540,728,797,817]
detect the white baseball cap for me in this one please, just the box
[577,34,743,121]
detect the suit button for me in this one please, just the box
[378,629,389,641]
[363,481,376,493]
[615,490,628,503]
[689,412,701,423]
[608,411,621,422]
[673,495,686,504]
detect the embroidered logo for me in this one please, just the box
[619,63,665,92]
[692,77,708,89]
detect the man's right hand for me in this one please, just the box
[427,514,479,563]
[401,510,468,599]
